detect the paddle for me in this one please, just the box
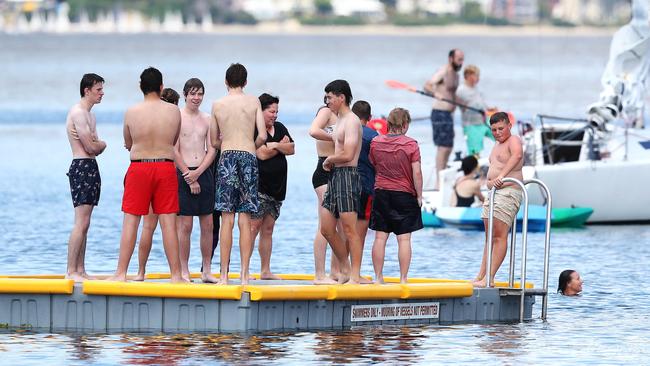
[385,80,486,115]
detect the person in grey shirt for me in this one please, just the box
[456,65,494,156]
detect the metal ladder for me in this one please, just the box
[485,177,552,322]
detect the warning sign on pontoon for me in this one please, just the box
[350,302,439,322]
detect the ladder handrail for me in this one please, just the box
[486,177,552,322]
[525,179,552,321]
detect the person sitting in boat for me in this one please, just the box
[557,269,583,296]
[451,155,485,207]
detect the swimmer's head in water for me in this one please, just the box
[558,269,583,296]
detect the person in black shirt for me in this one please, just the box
[251,93,295,279]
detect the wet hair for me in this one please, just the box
[259,93,279,110]
[387,107,411,132]
[79,73,104,97]
[489,111,510,125]
[449,49,458,58]
[140,67,163,95]
[464,65,480,79]
[557,269,577,294]
[183,78,205,97]
[458,155,479,175]
[160,88,180,105]
[324,79,353,106]
[225,63,247,88]
[352,100,371,121]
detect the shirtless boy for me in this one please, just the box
[424,48,464,190]
[473,112,524,287]
[174,78,217,283]
[65,73,107,282]
[320,79,362,284]
[210,63,266,285]
[109,67,186,283]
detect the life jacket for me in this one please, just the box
[368,118,388,135]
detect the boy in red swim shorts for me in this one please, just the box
[108,67,186,283]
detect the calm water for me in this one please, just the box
[1,33,650,365]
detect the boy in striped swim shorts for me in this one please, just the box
[320,79,363,285]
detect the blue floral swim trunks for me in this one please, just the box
[215,150,259,213]
[67,158,101,207]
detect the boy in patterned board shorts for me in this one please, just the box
[210,63,267,285]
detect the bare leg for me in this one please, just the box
[318,209,351,284]
[258,215,280,280]
[177,215,193,282]
[157,213,187,283]
[329,220,345,281]
[66,205,93,282]
[76,236,94,279]
[313,185,333,283]
[356,218,373,284]
[435,146,452,190]
[396,233,412,284]
[473,218,510,287]
[372,231,389,284]
[107,213,141,282]
[198,214,217,283]
[218,212,235,285]
[202,210,220,272]
[238,213,253,285]
[135,209,158,281]
[339,212,362,284]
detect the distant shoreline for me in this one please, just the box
[0,23,617,37]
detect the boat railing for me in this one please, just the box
[486,177,552,322]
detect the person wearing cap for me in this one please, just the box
[451,155,484,207]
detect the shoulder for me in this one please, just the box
[508,134,522,146]
[316,106,332,118]
[275,121,289,132]
[247,95,261,105]
[69,107,85,120]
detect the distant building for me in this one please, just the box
[397,0,463,16]
[552,0,630,25]
[331,0,386,20]
[238,0,314,21]
[490,0,539,24]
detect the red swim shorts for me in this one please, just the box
[122,161,179,215]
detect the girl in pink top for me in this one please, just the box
[369,108,423,284]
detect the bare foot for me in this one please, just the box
[105,274,127,282]
[344,278,360,285]
[79,272,96,280]
[313,277,338,285]
[217,278,229,285]
[65,273,86,282]
[472,278,486,288]
[337,274,350,284]
[170,276,190,284]
[260,272,282,280]
[201,272,219,284]
[374,278,385,285]
[240,272,250,286]
[181,271,191,283]
[329,272,341,282]
[360,277,373,284]
[133,273,146,281]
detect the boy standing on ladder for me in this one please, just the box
[472,112,523,288]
